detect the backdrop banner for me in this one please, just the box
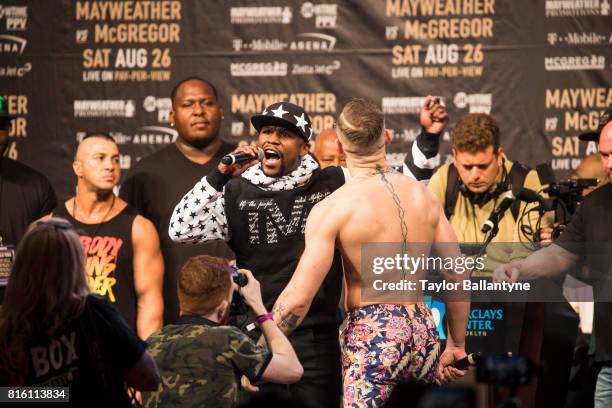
[0,0,610,200]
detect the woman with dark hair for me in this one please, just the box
[0,217,159,406]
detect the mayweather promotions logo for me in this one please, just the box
[545,0,610,16]
[73,99,136,118]
[230,6,292,24]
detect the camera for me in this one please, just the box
[545,178,597,218]
[231,265,248,287]
[551,224,566,241]
[230,266,248,316]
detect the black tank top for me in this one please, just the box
[54,202,138,330]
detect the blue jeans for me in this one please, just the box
[595,366,612,408]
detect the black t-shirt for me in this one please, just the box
[556,182,612,362]
[224,166,345,333]
[54,204,139,330]
[1,295,146,407]
[0,157,57,299]
[119,143,235,324]
[0,157,57,248]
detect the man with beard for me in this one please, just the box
[120,77,235,324]
[168,99,447,408]
[143,256,302,408]
[0,95,57,300]
[54,133,164,339]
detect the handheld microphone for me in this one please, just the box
[452,352,481,370]
[481,190,515,233]
[221,148,264,165]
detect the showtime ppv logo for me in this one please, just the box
[230,6,292,24]
[545,0,610,16]
[0,6,27,30]
[143,96,171,123]
[544,55,606,71]
[454,92,492,114]
[230,61,288,77]
[300,2,338,28]
[73,100,136,118]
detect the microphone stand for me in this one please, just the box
[469,218,500,275]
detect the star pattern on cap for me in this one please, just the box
[272,104,289,118]
[294,113,309,133]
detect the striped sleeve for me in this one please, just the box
[402,130,441,185]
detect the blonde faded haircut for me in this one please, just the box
[337,98,385,154]
[178,255,232,315]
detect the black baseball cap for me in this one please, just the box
[579,108,612,142]
[251,102,313,142]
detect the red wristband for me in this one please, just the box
[256,312,273,325]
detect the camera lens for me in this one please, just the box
[551,225,565,240]
[231,266,248,287]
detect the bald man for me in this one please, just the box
[54,133,164,339]
[313,128,346,168]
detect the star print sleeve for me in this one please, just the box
[168,169,231,244]
[402,129,441,185]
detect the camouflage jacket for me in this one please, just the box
[143,315,272,408]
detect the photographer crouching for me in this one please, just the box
[143,255,303,407]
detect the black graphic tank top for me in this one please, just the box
[54,203,138,330]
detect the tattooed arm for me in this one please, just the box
[270,303,301,336]
[271,199,343,337]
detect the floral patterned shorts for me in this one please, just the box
[340,303,441,408]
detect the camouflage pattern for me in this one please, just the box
[143,320,271,408]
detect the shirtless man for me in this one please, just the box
[273,98,470,407]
